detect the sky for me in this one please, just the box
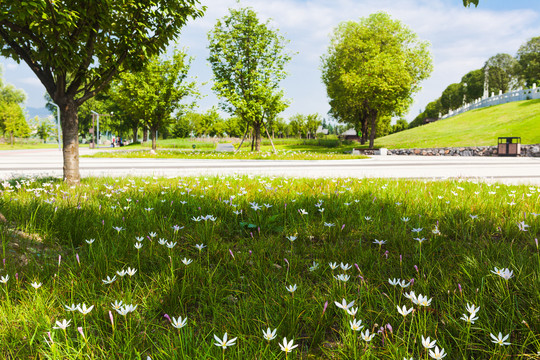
[1,0,539,123]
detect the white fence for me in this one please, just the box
[440,85,540,120]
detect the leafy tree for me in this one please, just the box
[1,101,28,145]
[208,7,291,151]
[460,69,484,101]
[224,116,246,138]
[170,114,194,138]
[0,1,204,183]
[321,12,432,148]
[463,0,479,7]
[110,50,196,150]
[516,36,540,88]
[440,83,463,113]
[305,114,322,139]
[288,114,306,138]
[390,118,409,134]
[484,53,520,94]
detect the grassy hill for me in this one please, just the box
[375,99,540,149]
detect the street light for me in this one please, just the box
[90,111,113,148]
[50,103,61,151]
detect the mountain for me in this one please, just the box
[25,106,52,119]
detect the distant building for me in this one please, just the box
[316,126,329,135]
[340,128,360,141]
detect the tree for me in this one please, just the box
[1,101,29,145]
[35,119,55,143]
[288,114,306,138]
[460,69,484,101]
[0,1,204,183]
[208,7,291,152]
[305,114,322,139]
[463,0,479,7]
[390,118,408,134]
[516,36,540,88]
[321,12,433,148]
[484,53,520,93]
[440,83,463,113]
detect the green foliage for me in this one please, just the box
[440,83,464,114]
[208,7,291,151]
[376,99,540,149]
[109,49,197,150]
[517,36,540,88]
[0,0,205,182]
[485,53,521,94]
[390,118,409,134]
[463,0,479,7]
[321,12,433,148]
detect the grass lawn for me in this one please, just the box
[374,99,540,149]
[0,176,539,359]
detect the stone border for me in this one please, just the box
[354,144,540,157]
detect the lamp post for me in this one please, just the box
[50,103,61,151]
[90,110,99,147]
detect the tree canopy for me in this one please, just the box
[0,0,204,183]
[321,12,433,148]
[517,36,540,88]
[208,7,291,152]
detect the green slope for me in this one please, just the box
[375,99,540,149]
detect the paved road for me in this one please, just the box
[1,148,540,184]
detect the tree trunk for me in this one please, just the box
[360,113,368,145]
[151,128,157,151]
[60,101,80,184]
[10,131,13,146]
[368,110,378,149]
[143,127,148,142]
[132,126,138,143]
[253,121,261,151]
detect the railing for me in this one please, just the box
[440,84,540,120]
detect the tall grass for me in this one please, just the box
[0,176,538,359]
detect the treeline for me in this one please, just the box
[411,36,540,128]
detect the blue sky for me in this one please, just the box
[1,0,539,122]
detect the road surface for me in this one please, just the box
[1,148,539,184]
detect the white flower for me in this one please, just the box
[286,235,297,242]
[299,209,308,215]
[116,269,127,277]
[397,305,414,317]
[115,304,138,315]
[166,241,177,249]
[428,346,447,359]
[286,284,297,293]
[194,244,206,251]
[490,332,511,346]
[112,226,124,233]
[181,258,193,266]
[373,239,386,245]
[171,316,188,329]
[111,300,124,310]
[135,236,144,242]
[403,291,417,303]
[411,227,423,233]
[148,232,157,238]
[517,221,529,231]
[401,217,410,222]
[324,222,335,227]
[421,335,436,349]
[214,332,237,349]
[364,216,372,221]
[0,275,9,284]
[491,267,514,280]
[134,242,143,249]
[415,294,432,307]
[64,303,79,311]
[31,282,42,289]
[77,303,94,315]
[309,262,319,271]
[329,262,338,270]
[53,319,71,330]
[279,337,298,353]
[334,274,350,282]
[250,203,262,211]
[349,318,363,331]
[361,329,375,341]
[388,278,400,286]
[346,307,358,316]
[172,225,184,232]
[158,238,167,245]
[126,267,137,276]
[340,262,352,271]
[466,303,480,315]
[414,237,427,243]
[335,298,355,311]
[460,313,478,324]
[85,239,95,245]
[262,327,277,341]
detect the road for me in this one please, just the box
[1,148,540,184]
